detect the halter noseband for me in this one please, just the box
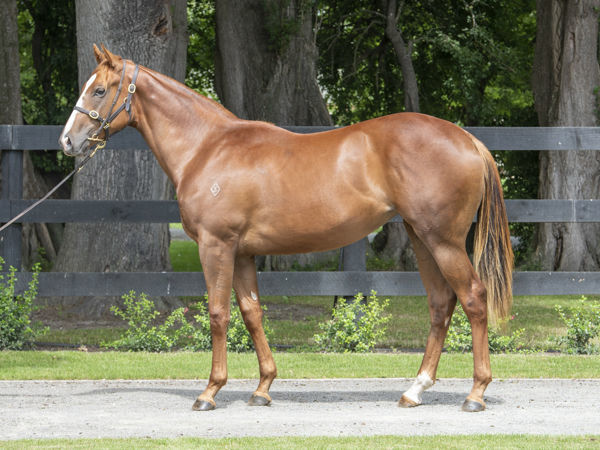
[73,60,139,150]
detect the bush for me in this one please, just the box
[184,291,273,353]
[0,258,46,350]
[105,290,272,352]
[445,305,527,353]
[314,291,390,353]
[103,291,192,352]
[553,296,600,355]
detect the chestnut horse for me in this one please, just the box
[60,46,513,413]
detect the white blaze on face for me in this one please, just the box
[403,371,434,405]
[62,73,97,137]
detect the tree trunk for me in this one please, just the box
[52,0,188,317]
[383,0,419,113]
[215,0,332,126]
[532,0,600,270]
[215,0,338,270]
[0,0,23,268]
[371,0,418,270]
[0,0,21,127]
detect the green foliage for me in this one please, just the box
[184,291,273,353]
[105,290,272,353]
[0,258,46,350]
[186,0,217,98]
[314,291,390,352]
[18,0,77,175]
[318,0,536,127]
[104,291,193,352]
[446,305,528,353]
[553,297,600,355]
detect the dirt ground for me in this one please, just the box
[1,378,599,440]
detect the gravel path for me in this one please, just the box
[1,378,599,440]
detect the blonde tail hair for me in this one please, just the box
[472,137,514,325]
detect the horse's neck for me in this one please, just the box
[131,67,237,189]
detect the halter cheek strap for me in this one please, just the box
[73,61,140,149]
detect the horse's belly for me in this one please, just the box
[241,202,395,255]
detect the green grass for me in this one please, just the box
[1,351,599,380]
[41,327,125,347]
[169,240,201,272]
[2,435,600,449]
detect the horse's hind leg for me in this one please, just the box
[399,224,457,408]
[233,254,277,406]
[419,231,492,412]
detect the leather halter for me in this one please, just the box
[72,60,139,149]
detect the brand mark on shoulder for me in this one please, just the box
[210,182,221,197]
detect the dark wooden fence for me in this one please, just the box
[1,124,600,297]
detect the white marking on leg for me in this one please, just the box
[62,74,97,136]
[251,291,258,301]
[403,371,434,405]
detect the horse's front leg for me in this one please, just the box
[233,254,277,406]
[192,237,236,411]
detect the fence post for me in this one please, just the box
[0,149,23,270]
[336,237,368,309]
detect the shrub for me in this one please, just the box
[445,305,527,353]
[314,291,390,353]
[0,258,46,350]
[105,290,272,352]
[184,291,273,353]
[103,291,193,352]
[553,296,600,355]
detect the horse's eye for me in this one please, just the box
[94,87,106,97]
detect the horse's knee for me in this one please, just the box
[209,307,230,331]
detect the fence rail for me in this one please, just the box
[2,125,600,297]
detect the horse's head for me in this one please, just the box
[59,44,137,157]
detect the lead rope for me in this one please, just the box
[0,142,103,234]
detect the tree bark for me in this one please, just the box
[215,0,337,270]
[0,0,23,268]
[215,0,332,126]
[532,0,600,270]
[0,0,21,127]
[52,0,188,317]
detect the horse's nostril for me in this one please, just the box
[61,135,72,151]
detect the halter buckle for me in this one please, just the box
[89,110,100,120]
[127,84,136,94]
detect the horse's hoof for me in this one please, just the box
[462,399,485,412]
[248,393,271,406]
[192,399,216,411]
[398,394,420,408]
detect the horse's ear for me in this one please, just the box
[100,44,116,68]
[93,44,104,64]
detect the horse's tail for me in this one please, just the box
[471,136,514,325]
